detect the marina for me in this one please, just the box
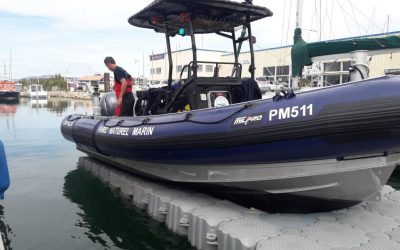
[2,94,400,249]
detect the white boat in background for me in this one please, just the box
[28,84,47,99]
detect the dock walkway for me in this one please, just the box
[78,157,400,250]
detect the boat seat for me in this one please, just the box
[135,88,167,115]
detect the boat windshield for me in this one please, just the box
[31,85,42,92]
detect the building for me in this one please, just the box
[149,49,229,81]
[79,73,112,92]
[221,45,292,85]
[150,31,400,87]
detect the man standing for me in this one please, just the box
[104,57,135,116]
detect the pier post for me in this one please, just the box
[350,50,369,82]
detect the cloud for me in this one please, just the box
[1,0,400,78]
[0,0,149,31]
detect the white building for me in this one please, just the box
[149,49,228,81]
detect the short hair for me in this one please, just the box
[104,56,116,65]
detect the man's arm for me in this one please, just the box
[118,78,128,106]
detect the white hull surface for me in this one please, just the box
[78,145,399,203]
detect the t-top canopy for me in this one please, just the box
[128,0,273,35]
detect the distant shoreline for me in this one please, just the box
[19,91,92,100]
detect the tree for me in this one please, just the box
[19,75,67,91]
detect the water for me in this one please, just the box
[388,168,400,190]
[0,98,192,250]
[2,98,400,249]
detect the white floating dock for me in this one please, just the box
[78,157,400,250]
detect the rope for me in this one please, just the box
[67,115,84,122]
[282,0,293,66]
[338,2,352,38]
[347,1,385,34]
[102,104,251,128]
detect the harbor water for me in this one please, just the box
[0,98,192,250]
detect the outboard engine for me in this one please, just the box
[100,92,117,116]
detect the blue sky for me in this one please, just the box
[1,0,400,79]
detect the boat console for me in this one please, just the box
[128,0,272,115]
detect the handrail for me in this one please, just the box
[166,76,195,112]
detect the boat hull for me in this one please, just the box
[29,93,47,99]
[0,91,19,101]
[79,145,398,203]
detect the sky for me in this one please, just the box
[1,0,400,79]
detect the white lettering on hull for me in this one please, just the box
[63,120,74,127]
[97,126,109,134]
[269,104,313,121]
[132,126,154,136]
[233,114,263,126]
[108,127,129,136]
[97,126,155,136]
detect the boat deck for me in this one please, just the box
[78,156,400,250]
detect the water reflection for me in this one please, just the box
[0,101,17,138]
[0,99,19,117]
[31,99,48,109]
[69,99,92,113]
[0,104,17,116]
[63,168,192,250]
[0,99,19,105]
[388,167,400,189]
[0,205,15,250]
[46,99,70,116]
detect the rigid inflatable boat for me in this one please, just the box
[61,0,400,206]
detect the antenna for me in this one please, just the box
[319,0,322,41]
[9,49,12,81]
[387,15,390,34]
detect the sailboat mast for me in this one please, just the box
[296,0,303,29]
[292,0,303,89]
[9,49,12,81]
[319,0,322,41]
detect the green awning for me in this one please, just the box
[291,28,400,77]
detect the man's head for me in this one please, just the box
[104,56,116,71]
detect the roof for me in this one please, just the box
[79,75,103,81]
[128,0,272,35]
[155,48,231,56]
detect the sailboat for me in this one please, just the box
[291,0,400,89]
